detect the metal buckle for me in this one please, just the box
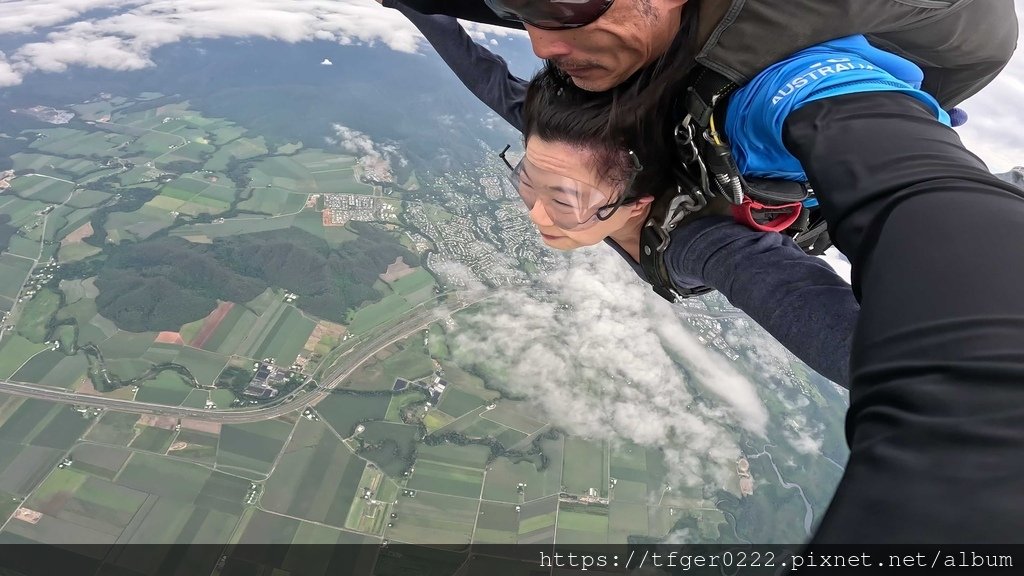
[646,186,708,253]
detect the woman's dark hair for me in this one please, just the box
[520,0,703,201]
[522,61,634,189]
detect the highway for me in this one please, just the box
[0,292,492,423]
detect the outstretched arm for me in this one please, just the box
[383,0,528,131]
[662,216,857,386]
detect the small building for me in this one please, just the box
[243,385,278,400]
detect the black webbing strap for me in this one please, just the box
[683,65,739,130]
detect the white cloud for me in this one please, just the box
[450,248,768,489]
[0,53,23,87]
[0,0,525,87]
[320,58,332,66]
[954,1,1024,172]
[325,123,400,180]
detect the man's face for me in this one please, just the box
[525,0,688,91]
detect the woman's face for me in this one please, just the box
[519,136,651,250]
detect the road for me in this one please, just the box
[0,292,491,423]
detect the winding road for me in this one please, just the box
[0,291,492,423]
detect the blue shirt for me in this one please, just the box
[726,35,951,181]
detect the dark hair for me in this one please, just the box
[520,0,703,201]
[522,61,634,189]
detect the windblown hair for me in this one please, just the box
[520,0,704,201]
[521,61,634,189]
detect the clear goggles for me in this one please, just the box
[500,144,643,231]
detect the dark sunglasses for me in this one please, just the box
[484,0,615,30]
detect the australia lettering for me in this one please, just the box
[772,61,875,105]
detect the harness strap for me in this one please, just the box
[732,197,804,233]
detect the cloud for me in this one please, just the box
[0,53,22,87]
[450,248,768,489]
[325,123,400,180]
[0,0,526,87]
[953,1,1024,172]
[320,58,332,66]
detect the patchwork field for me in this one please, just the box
[562,438,609,498]
[215,418,293,476]
[387,490,478,545]
[343,339,434,392]
[261,419,367,529]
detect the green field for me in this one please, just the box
[129,426,175,453]
[16,289,61,343]
[355,422,419,478]
[104,205,176,242]
[200,304,256,354]
[482,451,563,503]
[9,175,75,204]
[252,307,315,366]
[216,419,293,475]
[100,331,157,359]
[116,452,209,503]
[315,393,390,438]
[0,441,63,496]
[608,501,653,541]
[406,460,484,499]
[134,371,195,406]
[555,503,610,544]
[0,334,36,379]
[0,398,58,445]
[172,346,230,387]
[237,509,302,545]
[170,429,219,463]
[171,214,298,239]
[84,412,140,446]
[181,388,210,409]
[262,419,366,529]
[26,470,150,539]
[516,495,559,544]
[237,187,305,215]
[473,501,520,544]
[237,299,288,359]
[385,390,428,422]
[562,438,608,498]
[481,402,547,434]
[210,388,237,408]
[387,490,479,544]
[11,350,68,384]
[0,254,32,300]
[345,343,434,392]
[389,269,435,297]
[438,389,489,418]
[70,443,131,480]
[347,294,411,335]
[415,443,490,470]
[30,408,93,450]
[448,415,504,440]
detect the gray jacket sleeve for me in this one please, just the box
[664,216,858,385]
[385,0,528,132]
